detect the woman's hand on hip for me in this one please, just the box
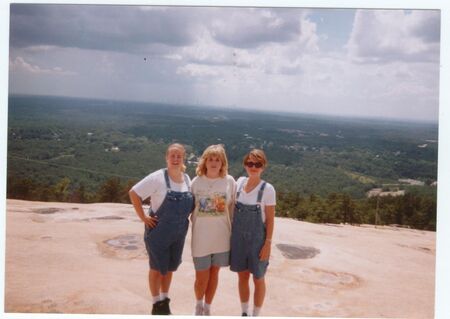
[259,241,271,261]
[143,215,158,228]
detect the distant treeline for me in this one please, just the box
[7,95,438,231]
[7,176,436,231]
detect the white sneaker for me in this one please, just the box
[194,304,204,316]
[203,307,211,316]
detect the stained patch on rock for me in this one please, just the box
[32,208,61,214]
[98,234,146,260]
[309,268,361,289]
[276,244,320,259]
[94,216,124,220]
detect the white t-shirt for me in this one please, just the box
[191,175,236,257]
[236,177,276,223]
[131,169,191,213]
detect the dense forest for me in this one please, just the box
[7,95,438,230]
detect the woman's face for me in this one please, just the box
[166,148,184,170]
[244,156,264,178]
[205,155,222,178]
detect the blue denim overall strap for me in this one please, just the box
[230,179,268,278]
[163,168,191,192]
[144,169,194,275]
[236,178,266,203]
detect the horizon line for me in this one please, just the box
[8,92,439,126]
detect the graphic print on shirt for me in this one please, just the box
[196,192,228,217]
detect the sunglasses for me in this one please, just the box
[245,161,263,168]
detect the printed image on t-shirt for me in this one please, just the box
[196,192,227,217]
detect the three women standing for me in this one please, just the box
[130,144,275,316]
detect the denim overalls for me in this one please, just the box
[144,169,194,275]
[230,179,269,279]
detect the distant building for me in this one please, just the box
[367,188,405,198]
[398,178,425,186]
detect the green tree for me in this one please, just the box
[53,177,71,202]
[97,177,123,203]
[70,183,89,203]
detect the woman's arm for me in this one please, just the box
[259,205,275,261]
[129,189,158,228]
[228,177,237,222]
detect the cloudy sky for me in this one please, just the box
[8,4,441,122]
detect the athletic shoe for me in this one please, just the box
[195,303,204,316]
[151,301,164,315]
[160,298,172,315]
[242,312,248,316]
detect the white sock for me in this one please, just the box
[241,302,249,314]
[253,306,261,316]
[152,295,161,304]
[203,303,211,315]
[160,292,169,300]
[195,299,204,315]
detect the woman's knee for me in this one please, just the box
[253,275,265,286]
[209,266,220,278]
[150,269,163,278]
[238,271,251,283]
[195,269,210,285]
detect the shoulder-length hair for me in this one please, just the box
[196,144,228,178]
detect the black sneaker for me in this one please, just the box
[151,300,165,315]
[160,298,172,315]
[242,312,248,316]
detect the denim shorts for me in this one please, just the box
[193,251,230,271]
[144,223,188,274]
[230,238,269,279]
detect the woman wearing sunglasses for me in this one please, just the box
[230,149,276,317]
[191,144,236,315]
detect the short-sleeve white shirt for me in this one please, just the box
[236,177,276,223]
[131,169,191,213]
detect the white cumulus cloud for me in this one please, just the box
[347,9,440,63]
[10,56,76,75]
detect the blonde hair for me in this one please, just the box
[242,149,268,168]
[196,144,229,178]
[166,143,186,172]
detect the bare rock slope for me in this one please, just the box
[5,199,435,317]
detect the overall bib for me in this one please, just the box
[144,169,194,275]
[230,179,269,279]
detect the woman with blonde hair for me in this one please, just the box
[191,144,236,315]
[129,143,194,315]
[230,149,276,317]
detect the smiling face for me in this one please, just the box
[205,155,223,178]
[244,155,264,178]
[166,146,185,171]
[242,149,267,179]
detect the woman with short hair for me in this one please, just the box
[230,149,276,317]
